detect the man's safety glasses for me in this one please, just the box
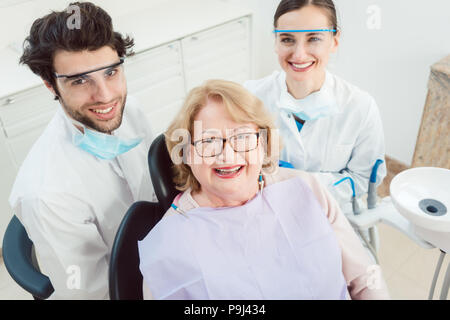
[54,58,125,94]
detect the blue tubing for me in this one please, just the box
[370,159,384,183]
[333,177,356,198]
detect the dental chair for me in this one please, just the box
[2,215,54,299]
[109,133,177,300]
[148,133,179,211]
[109,201,165,300]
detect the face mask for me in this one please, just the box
[279,90,338,121]
[278,73,338,121]
[72,122,143,160]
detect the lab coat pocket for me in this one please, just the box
[324,144,353,172]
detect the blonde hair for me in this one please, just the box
[165,79,280,192]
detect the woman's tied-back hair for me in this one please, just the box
[274,0,339,35]
[165,79,281,193]
[19,1,134,100]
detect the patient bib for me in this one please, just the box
[138,177,348,299]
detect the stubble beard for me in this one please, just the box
[60,94,127,134]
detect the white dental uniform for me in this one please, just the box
[9,96,156,299]
[244,70,386,205]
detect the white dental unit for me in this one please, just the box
[347,167,450,300]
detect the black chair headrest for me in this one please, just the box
[148,134,179,212]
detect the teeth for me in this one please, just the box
[293,62,313,68]
[215,166,242,174]
[93,106,113,114]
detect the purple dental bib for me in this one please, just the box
[138,177,348,299]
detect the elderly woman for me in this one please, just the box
[138,80,389,300]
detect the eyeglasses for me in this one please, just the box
[54,58,125,94]
[192,132,260,157]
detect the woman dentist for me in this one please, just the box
[245,0,387,207]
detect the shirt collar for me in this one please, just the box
[58,107,82,140]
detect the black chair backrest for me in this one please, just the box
[148,133,179,211]
[2,215,54,300]
[109,201,165,300]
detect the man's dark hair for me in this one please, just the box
[20,2,134,99]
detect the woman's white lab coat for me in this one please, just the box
[8,96,155,299]
[244,70,386,205]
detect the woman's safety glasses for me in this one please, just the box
[274,28,336,52]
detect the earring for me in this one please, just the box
[258,172,265,193]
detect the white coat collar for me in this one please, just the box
[277,70,342,115]
[58,107,82,139]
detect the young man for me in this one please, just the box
[9,2,155,299]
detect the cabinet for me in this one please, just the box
[182,18,251,90]
[125,17,251,135]
[0,15,251,247]
[125,41,185,135]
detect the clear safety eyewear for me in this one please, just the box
[54,58,125,93]
[192,132,260,158]
[274,29,336,51]
[273,29,336,33]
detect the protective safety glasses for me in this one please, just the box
[274,29,335,53]
[273,29,336,33]
[54,58,125,94]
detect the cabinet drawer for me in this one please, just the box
[145,99,184,136]
[125,41,183,82]
[182,31,249,63]
[7,125,47,166]
[182,17,251,90]
[0,85,58,135]
[185,51,249,90]
[127,64,183,93]
[131,76,185,113]
[2,109,56,139]
[182,17,249,53]
[183,38,249,70]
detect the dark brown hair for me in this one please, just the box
[274,0,338,35]
[19,2,134,99]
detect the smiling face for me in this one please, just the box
[50,46,127,133]
[275,5,339,85]
[188,98,264,207]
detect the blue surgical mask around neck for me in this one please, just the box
[71,120,143,160]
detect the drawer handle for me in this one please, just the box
[191,36,198,41]
[168,44,178,52]
[4,97,15,105]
